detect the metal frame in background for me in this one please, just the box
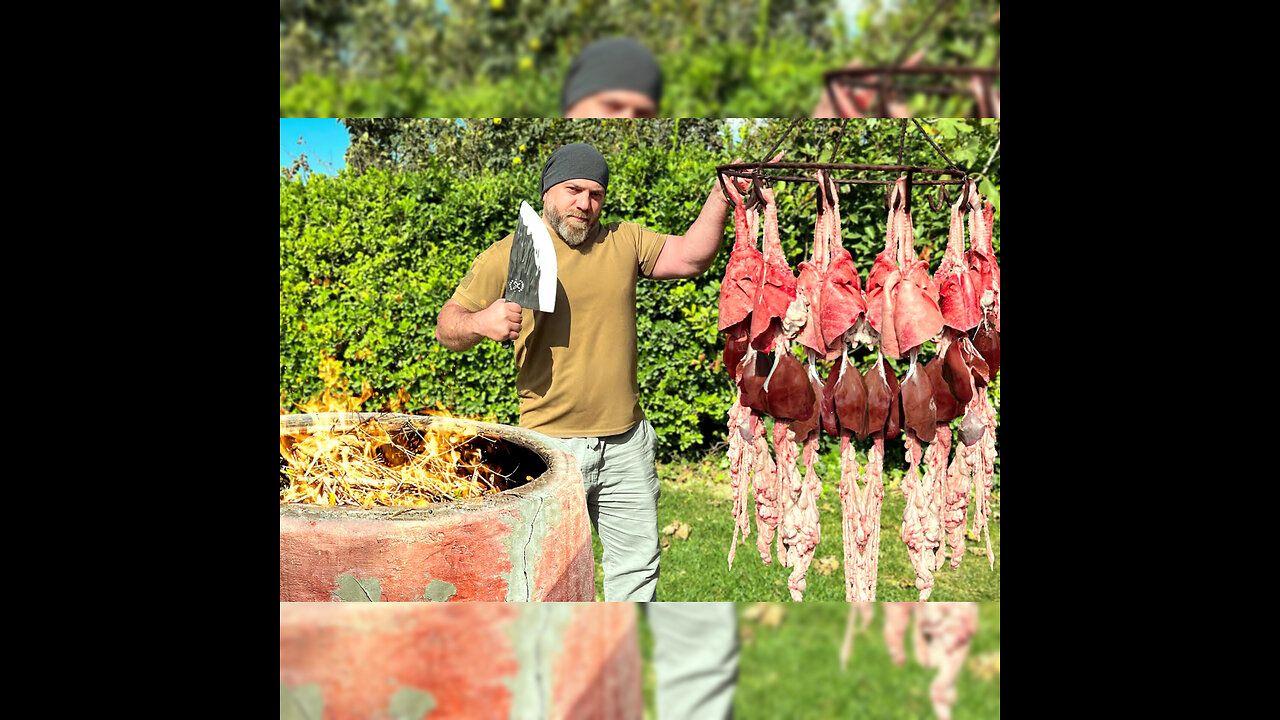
[822,66,1000,119]
[716,119,985,214]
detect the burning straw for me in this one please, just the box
[280,361,512,508]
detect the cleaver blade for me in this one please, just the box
[505,200,558,313]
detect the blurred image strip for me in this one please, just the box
[279,601,999,719]
[280,0,999,118]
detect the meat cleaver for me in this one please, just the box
[504,201,558,313]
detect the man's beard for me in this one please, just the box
[546,206,595,247]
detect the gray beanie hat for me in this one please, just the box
[540,143,609,196]
[560,37,663,114]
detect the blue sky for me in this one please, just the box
[280,119,351,176]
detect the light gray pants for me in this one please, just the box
[553,419,662,602]
[644,602,740,720]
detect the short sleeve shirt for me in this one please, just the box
[450,220,668,438]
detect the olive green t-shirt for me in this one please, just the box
[450,220,668,438]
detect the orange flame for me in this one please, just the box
[280,358,506,507]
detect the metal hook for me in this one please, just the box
[960,177,974,213]
[927,182,943,213]
[717,172,736,209]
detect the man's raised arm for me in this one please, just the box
[649,183,733,281]
[435,298,523,351]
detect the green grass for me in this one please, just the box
[591,448,1001,602]
[636,602,1000,720]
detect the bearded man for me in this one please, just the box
[436,141,735,601]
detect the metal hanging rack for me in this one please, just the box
[716,118,977,215]
[821,0,1000,118]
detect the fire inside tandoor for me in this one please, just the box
[279,371,529,508]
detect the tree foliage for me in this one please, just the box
[342,118,730,178]
[279,0,1000,117]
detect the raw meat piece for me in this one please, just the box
[868,177,944,359]
[900,428,942,600]
[923,352,960,424]
[775,417,802,568]
[917,602,980,720]
[964,194,1000,334]
[752,407,781,565]
[831,353,868,439]
[838,601,876,669]
[863,356,896,438]
[882,602,916,666]
[942,426,973,567]
[793,170,829,355]
[969,391,998,570]
[722,319,751,382]
[838,430,885,601]
[727,391,757,569]
[817,172,867,355]
[865,602,981,720]
[763,349,815,421]
[717,176,763,331]
[936,186,983,332]
[898,355,938,443]
[749,184,798,352]
[971,322,1000,381]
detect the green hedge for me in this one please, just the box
[281,134,999,467]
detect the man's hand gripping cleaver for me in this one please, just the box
[502,201,558,344]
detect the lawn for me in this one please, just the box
[636,601,1001,719]
[588,445,998,602]
[590,448,1000,602]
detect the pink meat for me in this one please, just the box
[964,191,1000,334]
[943,427,974,567]
[816,172,867,355]
[783,365,825,598]
[925,422,951,573]
[717,177,763,331]
[936,189,983,332]
[726,392,757,569]
[900,428,942,601]
[839,601,877,670]
[793,171,829,355]
[969,391,997,570]
[774,417,802,570]
[839,429,885,602]
[781,444,821,601]
[918,603,980,720]
[864,603,980,720]
[749,184,798,352]
[888,179,944,358]
[882,602,916,666]
[752,407,780,565]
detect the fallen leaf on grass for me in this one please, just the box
[967,651,1000,680]
[966,545,989,556]
[660,537,671,551]
[815,556,839,576]
[661,521,692,541]
[741,602,786,627]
